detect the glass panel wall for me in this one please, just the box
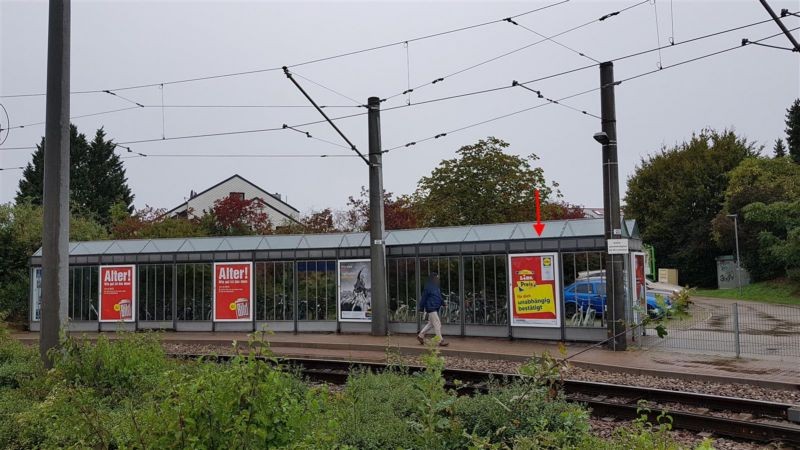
[387,257,417,322]
[176,263,213,321]
[296,260,336,320]
[69,266,98,321]
[463,255,508,325]
[138,264,174,321]
[255,261,295,321]
[419,256,460,325]
[561,251,606,328]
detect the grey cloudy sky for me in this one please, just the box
[1,0,798,215]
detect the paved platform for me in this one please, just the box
[13,331,800,390]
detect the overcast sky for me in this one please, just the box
[1,0,798,216]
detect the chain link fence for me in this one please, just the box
[637,298,800,358]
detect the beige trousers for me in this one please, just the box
[418,311,442,340]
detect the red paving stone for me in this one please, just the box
[12,331,800,389]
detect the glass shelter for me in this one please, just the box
[30,219,642,342]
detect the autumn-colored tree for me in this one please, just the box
[345,187,419,231]
[274,208,342,234]
[203,195,273,236]
[541,201,585,220]
[110,203,207,239]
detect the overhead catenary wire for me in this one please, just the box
[382,26,797,155]
[4,106,140,131]
[512,81,601,119]
[283,66,369,164]
[741,39,798,52]
[382,0,650,102]
[652,0,664,68]
[282,123,353,149]
[0,0,570,99]
[1,18,795,153]
[290,70,365,107]
[103,90,144,108]
[504,17,600,63]
[669,0,676,44]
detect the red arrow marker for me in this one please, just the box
[533,189,545,236]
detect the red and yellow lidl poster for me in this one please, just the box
[99,265,136,322]
[213,262,253,322]
[508,253,560,327]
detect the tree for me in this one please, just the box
[345,187,419,231]
[773,139,787,158]
[411,137,558,227]
[274,208,343,234]
[540,201,586,220]
[625,130,758,287]
[202,195,273,236]
[0,202,106,322]
[786,98,800,163]
[16,125,133,226]
[712,157,800,280]
[110,204,207,239]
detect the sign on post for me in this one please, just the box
[508,253,561,327]
[213,262,253,322]
[607,238,629,255]
[99,265,136,322]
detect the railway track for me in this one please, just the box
[169,354,800,445]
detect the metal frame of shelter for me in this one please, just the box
[29,218,642,342]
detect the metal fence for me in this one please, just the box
[637,299,800,358]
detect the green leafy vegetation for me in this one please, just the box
[625,130,759,288]
[0,328,714,449]
[695,279,800,305]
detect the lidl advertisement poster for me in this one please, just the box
[213,262,253,322]
[99,265,136,322]
[508,253,560,327]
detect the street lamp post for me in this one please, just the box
[727,214,742,297]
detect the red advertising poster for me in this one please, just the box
[508,253,560,327]
[631,253,647,321]
[213,262,253,322]
[99,265,136,322]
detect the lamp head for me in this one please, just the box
[593,132,610,145]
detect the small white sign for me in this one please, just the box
[607,238,629,255]
[373,239,383,245]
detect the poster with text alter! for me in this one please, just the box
[508,253,560,327]
[213,262,253,322]
[99,265,136,322]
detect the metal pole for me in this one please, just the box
[733,215,742,297]
[40,0,71,368]
[758,0,800,52]
[600,62,627,351]
[732,302,741,358]
[368,96,388,336]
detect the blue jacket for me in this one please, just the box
[419,282,443,313]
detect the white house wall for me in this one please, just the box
[184,177,299,224]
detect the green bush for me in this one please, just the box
[0,331,698,449]
[52,332,169,398]
[453,384,591,449]
[0,324,41,389]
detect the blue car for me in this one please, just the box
[563,277,670,318]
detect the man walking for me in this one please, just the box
[417,272,448,346]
